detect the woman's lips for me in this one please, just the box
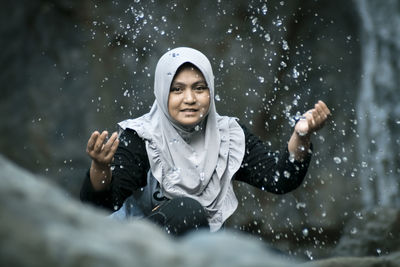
[180,109,198,115]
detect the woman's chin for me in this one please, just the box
[177,118,202,127]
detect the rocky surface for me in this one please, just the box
[0,154,294,267]
[333,207,400,257]
[303,253,400,267]
[2,154,400,267]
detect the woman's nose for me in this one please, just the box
[183,89,196,103]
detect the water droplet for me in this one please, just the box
[305,250,313,260]
[261,4,268,15]
[169,138,179,145]
[296,202,306,209]
[292,67,299,78]
[282,40,289,50]
[257,76,264,83]
[283,170,291,178]
[350,227,357,234]
[333,157,342,164]
[302,228,309,237]
[361,161,368,168]
[215,94,221,101]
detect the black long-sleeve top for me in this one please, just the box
[80,124,311,211]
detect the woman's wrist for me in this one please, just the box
[288,131,311,162]
[90,160,112,191]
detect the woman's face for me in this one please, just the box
[168,66,210,127]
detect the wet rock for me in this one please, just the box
[0,154,295,267]
[2,154,400,267]
[332,207,400,257]
[301,252,400,267]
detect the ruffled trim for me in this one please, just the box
[207,116,245,231]
[118,113,165,185]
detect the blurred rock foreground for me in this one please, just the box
[1,154,400,267]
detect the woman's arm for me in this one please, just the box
[80,129,149,210]
[235,124,311,194]
[235,101,330,194]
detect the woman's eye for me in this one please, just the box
[195,86,208,91]
[170,87,182,92]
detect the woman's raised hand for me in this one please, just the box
[288,100,331,161]
[86,131,119,166]
[295,100,331,136]
[86,131,119,191]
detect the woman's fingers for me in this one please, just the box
[317,101,331,124]
[310,100,331,132]
[315,102,326,119]
[104,135,119,162]
[86,130,119,165]
[314,104,325,125]
[103,132,118,155]
[318,100,331,116]
[87,131,100,153]
[94,131,108,153]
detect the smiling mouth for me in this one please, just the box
[181,109,198,112]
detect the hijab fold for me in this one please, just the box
[118,47,245,231]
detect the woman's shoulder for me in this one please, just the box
[118,127,146,147]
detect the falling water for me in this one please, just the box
[355,0,400,206]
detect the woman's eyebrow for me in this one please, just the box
[170,82,185,87]
[171,80,207,86]
[193,80,207,85]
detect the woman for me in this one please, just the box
[80,47,330,235]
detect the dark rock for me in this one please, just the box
[333,207,400,257]
[2,154,400,267]
[0,154,295,267]
[301,252,400,267]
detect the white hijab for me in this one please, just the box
[119,47,245,231]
